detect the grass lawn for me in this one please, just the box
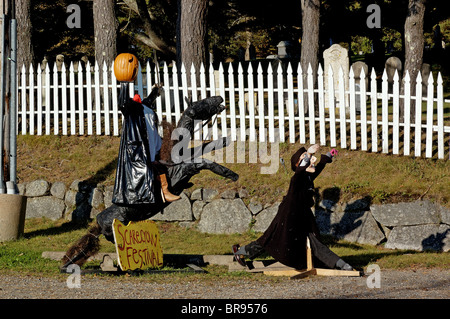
[0,217,448,279]
[0,134,447,278]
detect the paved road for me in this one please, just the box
[0,268,448,299]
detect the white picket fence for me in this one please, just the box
[17,60,450,159]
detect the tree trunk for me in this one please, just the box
[300,0,320,114]
[1,1,12,184]
[176,0,208,88]
[15,0,34,69]
[93,0,118,68]
[401,0,426,121]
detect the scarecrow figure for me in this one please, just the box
[61,54,238,269]
[232,144,353,271]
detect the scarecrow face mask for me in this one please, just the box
[296,152,316,173]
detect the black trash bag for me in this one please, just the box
[112,98,155,205]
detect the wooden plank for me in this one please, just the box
[392,70,400,155]
[102,61,110,136]
[21,65,27,135]
[425,74,434,158]
[60,64,67,135]
[328,65,336,148]
[267,63,275,143]
[37,64,42,135]
[349,67,357,150]
[403,71,411,156]
[317,65,326,146]
[266,269,315,278]
[172,62,181,124]
[45,64,51,135]
[248,63,256,143]
[228,63,237,142]
[437,73,444,159]
[277,62,285,143]
[94,62,101,135]
[307,63,315,144]
[370,69,378,153]
[315,268,361,277]
[338,67,346,148]
[360,68,368,151]
[287,63,295,143]
[381,69,389,154]
[77,62,84,135]
[414,72,423,157]
[69,62,76,135]
[257,63,266,143]
[238,63,246,142]
[297,64,306,144]
[218,63,228,140]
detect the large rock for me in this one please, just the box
[439,206,450,225]
[50,182,66,200]
[25,179,50,197]
[370,201,441,227]
[26,196,65,220]
[385,224,450,252]
[253,202,280,233]
[197,199,251,234]
[151,192,192,221]
[316,209,385,245]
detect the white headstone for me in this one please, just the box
[324,44,349,109]
[351,61,369,87]
[385,56,402,83]
[277,41,288,58]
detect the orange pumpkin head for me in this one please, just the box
[114,53,139,82]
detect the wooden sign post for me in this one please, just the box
[112,219,163,271]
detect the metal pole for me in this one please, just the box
[7,17,17,194]
[0,14,7,194]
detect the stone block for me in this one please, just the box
[316,209,385,245]
[25,179,50,197]
[370,201,441,227]
[151,192,192,221]
[203,189,219,202]
[197,199,251,234]
[191,188,203,201]
[253,202,280,233]
[26,196,65,220]
[385,224,449,252]
[50,182,66,200]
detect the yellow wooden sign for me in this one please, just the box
[112,219,163,271]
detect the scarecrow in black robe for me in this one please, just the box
[61,84,238,269]
[232,144,353,271]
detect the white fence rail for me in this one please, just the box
[17,60,450,159]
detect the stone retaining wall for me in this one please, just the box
[19,179,450,252]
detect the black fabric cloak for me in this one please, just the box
[255,147,332,269]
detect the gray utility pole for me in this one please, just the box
[1,0,18,194]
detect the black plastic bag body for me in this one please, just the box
[112,102,155,205]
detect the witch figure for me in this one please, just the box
[232,144,353,271]
[61,82,238,269]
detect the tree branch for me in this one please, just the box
[122,0,176,57]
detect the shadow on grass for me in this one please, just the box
[24,219,91,239]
